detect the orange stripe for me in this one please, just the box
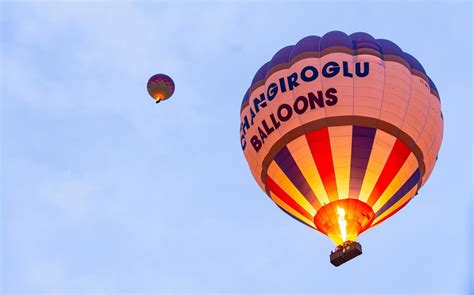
[271,193,316,229]
[366,139,411,206]
[266,176,314,221]
[286,135,331,206]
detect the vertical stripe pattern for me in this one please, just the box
[274,146,320,207]
[262,125,421,242]
[349,126,376,198]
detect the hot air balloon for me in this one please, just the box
[239,31,443,266]
[147,73,175,103]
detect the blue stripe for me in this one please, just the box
[349,126,376,198]
[375,169,420,218]
[274,146,319,206]
[276,205,314,229]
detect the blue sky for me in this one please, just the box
[1,1,472,293]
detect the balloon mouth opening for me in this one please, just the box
[313,199,375,246]
[152,92,165,101]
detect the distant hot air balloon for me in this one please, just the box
[147,73,175,103]
[239,31,443,266]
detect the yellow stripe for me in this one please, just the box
[372,153,418,212]
[359,130,397,202]
[328,126,352,200]
[371,186,417,226]
[270,192,315,228]
[286,135,331,206]
[267,161,317,215]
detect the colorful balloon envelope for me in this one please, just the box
[239,31,443,260]
[147,73,175,103]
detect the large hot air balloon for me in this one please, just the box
[239,31,443,266]
[147,73,175,103]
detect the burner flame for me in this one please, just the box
[337,206,347,243]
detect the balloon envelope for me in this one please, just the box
[147,74,175,102]
[239,31,443,246]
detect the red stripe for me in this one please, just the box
[366,139,411,206]
[305,128,339,202]
[266,177,314,221]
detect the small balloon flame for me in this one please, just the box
[153,92,164,100]
[337,206,347,243]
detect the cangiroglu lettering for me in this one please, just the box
[240,60,370,152]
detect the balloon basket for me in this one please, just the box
[330,241,362,267]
